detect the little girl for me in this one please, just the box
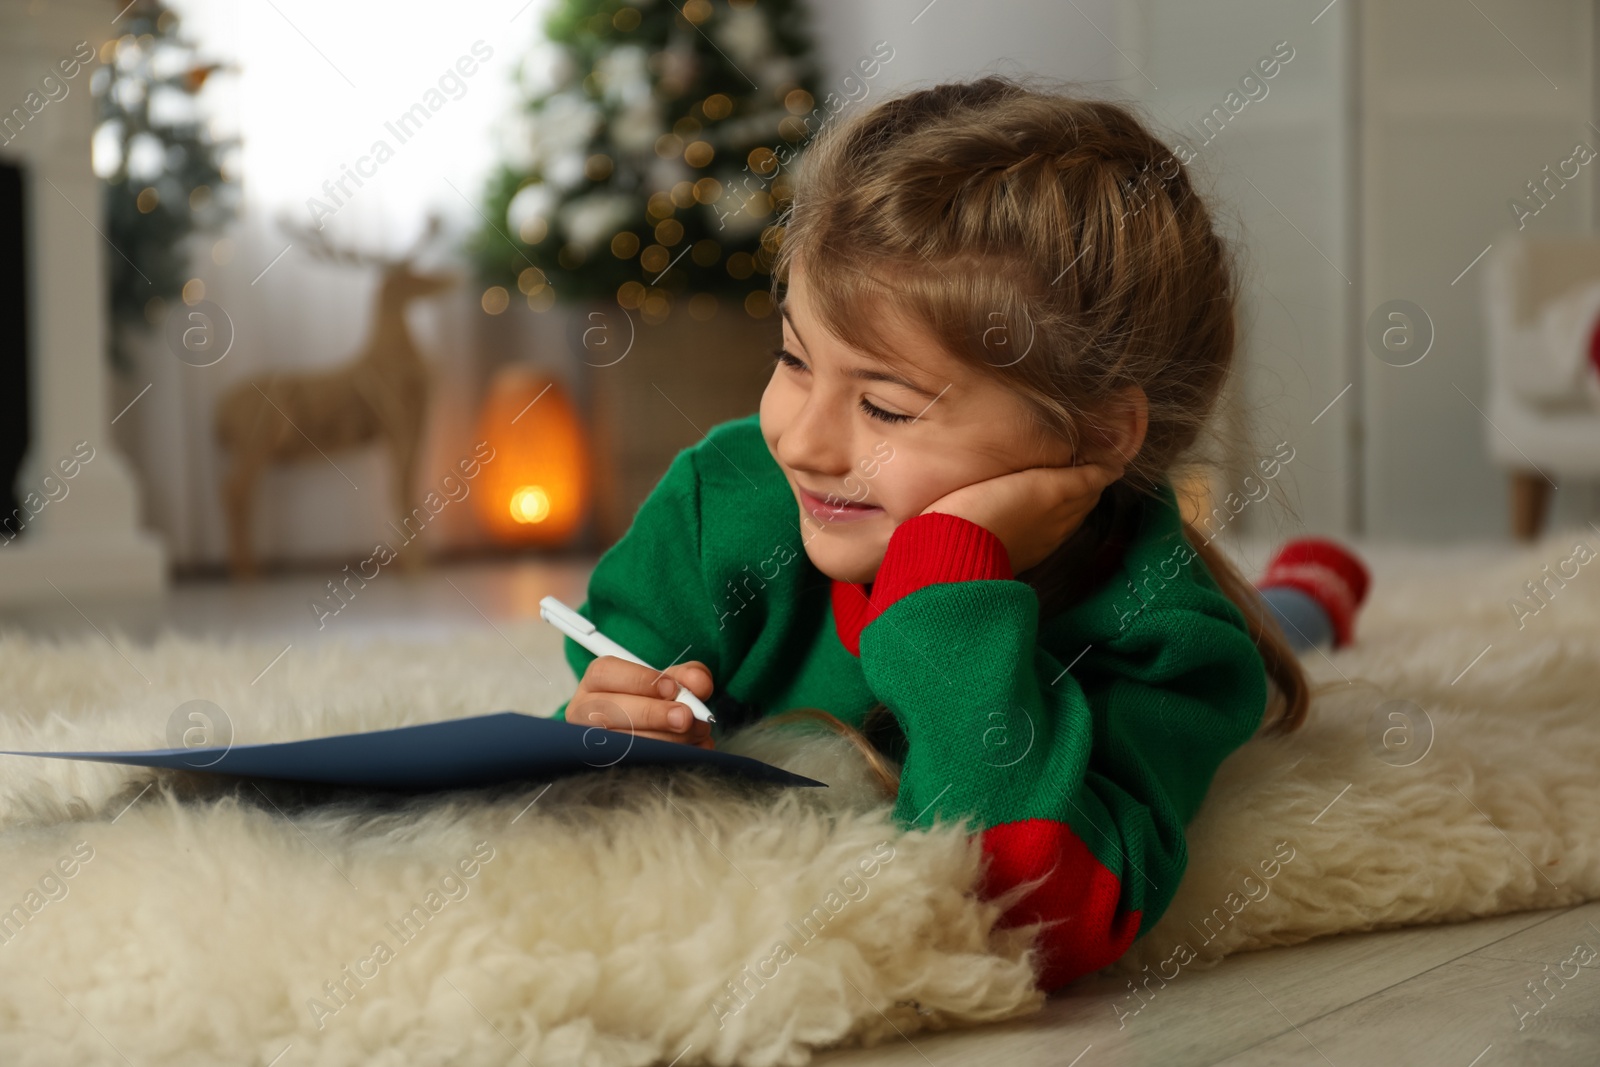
[553,76,1368,992]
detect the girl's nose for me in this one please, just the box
[779,391,851,475]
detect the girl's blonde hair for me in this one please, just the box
[758,76,1309,783]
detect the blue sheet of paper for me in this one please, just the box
[0,711,826,791]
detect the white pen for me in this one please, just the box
[538,596,717,724]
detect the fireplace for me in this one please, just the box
[0,0,165,604]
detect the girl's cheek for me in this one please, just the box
[888,448,997,519]
[758,380,793,454]
[871,466,936,523]
[758,375,780,424]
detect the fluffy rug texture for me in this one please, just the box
[1,532,1598,1065]
[0,629,1040,1067]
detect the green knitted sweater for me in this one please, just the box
[552,412,1268,990]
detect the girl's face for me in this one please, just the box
[759,261,1074,585]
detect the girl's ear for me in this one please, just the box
[1086,385,1148,469]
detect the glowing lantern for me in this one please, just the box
[471,365,591,546]
[509,485,551,524]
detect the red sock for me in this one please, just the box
[1257,538,1371,648]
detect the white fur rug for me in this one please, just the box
[1,532,1598,1065]
[0,627,1040,1066]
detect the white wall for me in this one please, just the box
[1121,0,1600,542]
[1360,0,1598,539]
[805,0,1121,96]
[1121,0,1357,543]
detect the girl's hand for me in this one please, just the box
[567,655,717,749]
[919,461,1125,573]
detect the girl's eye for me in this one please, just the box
[859,397,913,424]
[771,346,807,372]
[772,347,913,424]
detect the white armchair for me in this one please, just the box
[1481,233,1600,539]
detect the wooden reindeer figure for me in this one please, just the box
[214,218,459,579]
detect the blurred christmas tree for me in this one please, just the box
[473,0,821,324]
[92,0,238,369]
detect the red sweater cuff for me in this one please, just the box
[873,511,1014,602]
[830,513,1012,656]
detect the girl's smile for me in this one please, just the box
[794,483,886,524]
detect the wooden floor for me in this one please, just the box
[3,545,1595,1066]
[816,902,1600,1066]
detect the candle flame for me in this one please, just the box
[509,485,551,524]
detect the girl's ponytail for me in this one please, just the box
[1179,522,1310,734]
